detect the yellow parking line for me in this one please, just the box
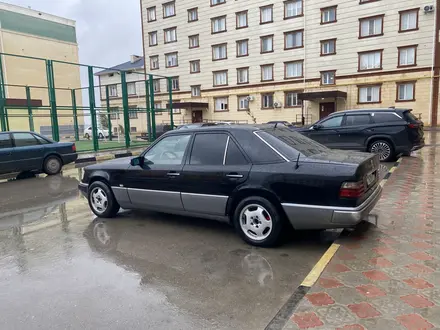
[301,243,340,287]
[388,167,396,173]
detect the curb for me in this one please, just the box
[75,152,135,164]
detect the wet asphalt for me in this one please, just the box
[0,165,345,330]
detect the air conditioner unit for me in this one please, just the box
[245,96,255,102]
[273,102,282,108]
[424,5,434,12]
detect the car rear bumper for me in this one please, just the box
[281,185,382,230]
[62,153,78,165]
[78,182,88,197]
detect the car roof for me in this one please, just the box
[165,124,262,135]
[327,108,410,116]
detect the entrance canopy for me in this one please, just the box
[298,90,347,101]
[166,102,208,109]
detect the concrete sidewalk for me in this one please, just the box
[283,147,440,329]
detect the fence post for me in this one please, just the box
[87,66,99,151]
[105,85,112,141]
[46,60,59,141]
[167,77,174,129]
[0,54,7,131]
[120,71,131,148]
[71,89,79,141]
[145,80,152,142]
[25,86,34,131]
[148,75,156,140]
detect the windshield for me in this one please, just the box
[257,128,329,158]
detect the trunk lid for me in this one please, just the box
[403,110,424,145]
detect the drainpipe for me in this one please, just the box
[429,1,440,126]
[301,0,307,125]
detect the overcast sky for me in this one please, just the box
[5,0,143,68]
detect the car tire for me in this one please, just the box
[233,196,284,247]
[88,181,120,218]
[369,140,395,162]
[43,155,62,175]
[85,133,90,140]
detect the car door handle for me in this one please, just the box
[226,173,244,178]
[167,172,180,177]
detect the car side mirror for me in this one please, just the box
[130,156,143,167]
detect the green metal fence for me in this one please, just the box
[0,53,175,152]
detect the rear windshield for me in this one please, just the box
[403,110,419,123]
[257,128,329,158]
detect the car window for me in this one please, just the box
[144,134,191,165]
[33,134,50,144]
[344,115,371,126]
[403,111,419,123]
[0,134,12,149]
[372,112,402,123]
[190,133,228,165]
[87,127,91,130]
[12,133,39,147]
[225,139,248,165]
[320,116,343,128]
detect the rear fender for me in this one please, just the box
[366,135,396,149]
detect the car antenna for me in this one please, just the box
[274,122,278,129]
[295,153,300,169]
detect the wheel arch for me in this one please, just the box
[43,153,63,166]
[366,135,396,150]
[88,171,112,187]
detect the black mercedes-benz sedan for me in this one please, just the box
[79,125,382,247]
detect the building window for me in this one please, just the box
[211,0,226,6]
[150,55,159,70]
[127,82,136,95]
[147,7,156,22]
[237,67,249,84]
[236,11,248,29]
[284,0,302,19]
[261,93,274,109]
[130,127,137,133]
[110,108,120,120]
[285,61,303,79]
[398,45,417,67]
[358,85,381,103]
[153,79,160,93]
[261,35,274,53]
[129,107,138,119]
[167,77,179,91]
[397,82,415,101]
[148,31,157,46]
[191,85,201,97]
[400,9,419,32]
[213,71,228,86]
[236,39,248,57]
[359,15,384,38]
[211,16,226,34]
[190,60,200,73]
[189,34,199,48]
[212,43,227,61]
[285,91,301,107]
[321,39,336,56]
[108,85,118,97]
[261,64,274,82]
[284,30,303,49]
[238,95,250,110]
[321,6,337,24]
[260,5,273,24]
[214,97,228,111]
[164,27,177,43]
[165,52,178,67]
[188,8,198,22]
[162,2,175,18]
[321,71,336,85]
[359,50,382,71]
[154,102,162,115]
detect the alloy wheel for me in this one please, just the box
[239,204,273,241]
[90,187,108,214]
[370,142,391,161]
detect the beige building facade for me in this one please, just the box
[133,0,440,128]
[0,2,83,133]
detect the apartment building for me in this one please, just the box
[0,2,83,132]
[137,0,440,127]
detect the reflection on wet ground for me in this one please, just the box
[0,166,336,330]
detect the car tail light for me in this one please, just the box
[407,123,419,129]
[72,144,76,152]
[340,181,365,198]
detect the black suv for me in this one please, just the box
[296,108,424,162]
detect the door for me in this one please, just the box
[337,114,373,150]
[319,102,335,119]
[192,110,203,123]
[0,133,14,174]
[306,115,344,147]
[125,134,192,210]
[12,132,45,171]
[181,133,251,215]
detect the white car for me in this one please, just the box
[84,127,109,139]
